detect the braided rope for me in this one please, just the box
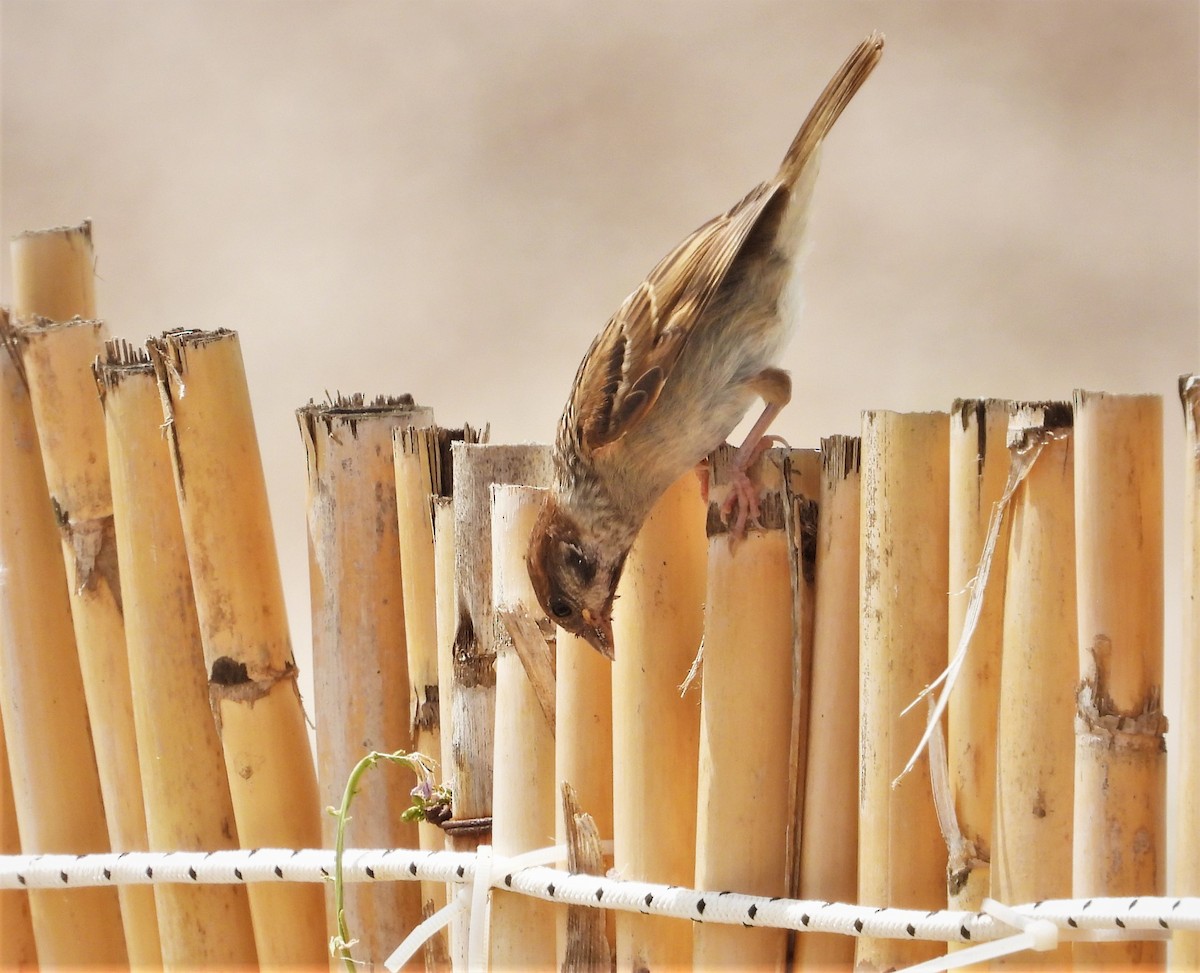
[1,846,1196,946]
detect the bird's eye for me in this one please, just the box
[564,545,585,570]
[549,598,574,620]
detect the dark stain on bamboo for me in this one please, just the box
[413,685,440,732]
[452,610,496,689]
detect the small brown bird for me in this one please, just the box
[528,34,884,658]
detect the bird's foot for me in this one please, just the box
[718,434,789,542]
[719,466,761,540]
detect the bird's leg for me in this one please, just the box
[720,367,793,538]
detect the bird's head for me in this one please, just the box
[526,493,630,659]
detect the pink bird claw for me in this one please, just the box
[719,467,761,542]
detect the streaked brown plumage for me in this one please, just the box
[528,34,884,657]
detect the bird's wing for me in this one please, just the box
[564,180,783,456]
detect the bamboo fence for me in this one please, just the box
[0,220,1191,973]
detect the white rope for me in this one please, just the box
[1,847,1196,950]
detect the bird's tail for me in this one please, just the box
[777,32,884,189]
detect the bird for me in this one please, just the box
[527,33,884,658]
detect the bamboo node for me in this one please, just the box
[1075,675,1168,752]
[208,656,299,706]
[49,500,122,610]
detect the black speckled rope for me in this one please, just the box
[0,848,1195,945]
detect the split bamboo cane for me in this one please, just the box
[561,783,611,973]
[396,423,484,964]
[611,472,707,972]
[1177,375,1200,968]
[148,328,326,968]
[0,314,125,966]
[299,395,433,966]
[445,444,553,849]
[857,410,949,972]
[96,343,258,968]
[993,403,1075,970]
[947,399,1011,911]
[10,315,161,966]
[490,483,557,971]
[1072,391,1166,970]
[693,446,794,969]
[794,435,861,971]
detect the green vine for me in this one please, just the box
[327,749,452,970]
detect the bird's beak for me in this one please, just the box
[580,608,615,661]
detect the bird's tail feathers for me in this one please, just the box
[777,32,884,189]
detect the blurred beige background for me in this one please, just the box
[2,0,1196,782]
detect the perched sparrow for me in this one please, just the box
[528,34,884,658]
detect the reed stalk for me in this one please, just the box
[555,628,614,968]
[396,424,483,969]
[993,403,1075,970]
[148,328,326,968]
[1177,375,1200,968]
[299,395,433,966]
[96,343,258,968]
[11,314,161,965]
[0,697,37,970]
[611,472,707,972]
[489,483,557,971]
[0,313,125,966]
[947,399,1011,911]
[856,410,949,971]
[693,446,794,969]
[445,444,552,848]
[1072,391,1166,969]
[794,435,861,971]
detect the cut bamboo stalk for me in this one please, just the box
[299,394,433,966]
[0,708,37,970]
[783,448,820,912]
[147,328,326,969]
[445,444,553,846]
[1177,375,1200,969]
[555,628,614,969]
[1072,390,1166,970]
[489,483,557,971]
[694,446,794,969]
[946,399,1011,912]
[611,472,707,972]
[396,423,483,966]
[431,495,463,970]
[561,783,611,973]
[794,435,861,972]
[992,402,1075,971]
[10,221,96,322]
[10,315,161,966]
[96,342,258,969]
[0,314,126,966]
[857,410,949,972]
